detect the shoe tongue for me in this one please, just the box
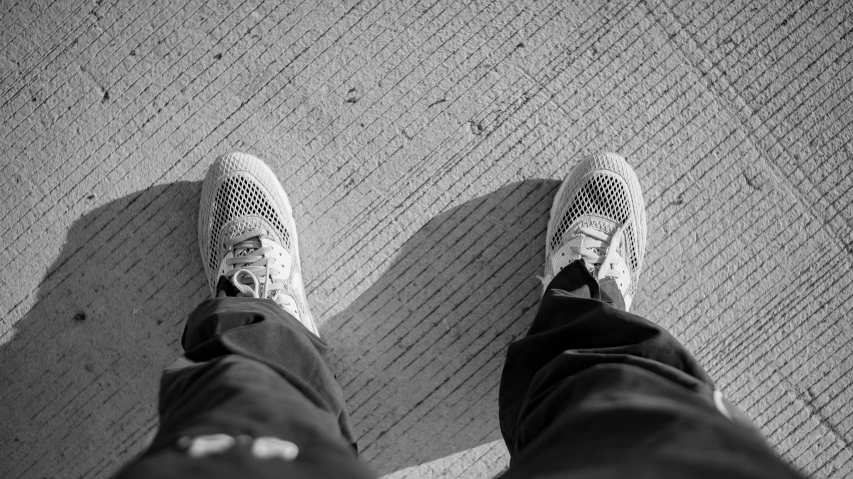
[551,242,587,276]
[228,236,264,270]
[551,216,620,277]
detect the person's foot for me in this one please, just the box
[543,152,647,311]
[198,152,319,336]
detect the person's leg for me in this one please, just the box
[115,152,376,479]
[115,293,375,479]
[499,153,802,478]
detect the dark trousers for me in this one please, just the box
[115,261,802,478]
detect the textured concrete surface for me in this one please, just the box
[1,0,852,477]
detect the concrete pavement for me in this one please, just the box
[1,0,852,477]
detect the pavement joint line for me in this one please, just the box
[646,0,853,254]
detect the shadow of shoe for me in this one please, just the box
[320,178,561,475]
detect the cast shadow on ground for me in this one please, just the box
[0,181,206,477]
[321,179,561,475]
[1,178,559,478]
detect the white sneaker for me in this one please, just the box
[198,152,319,336]
[543,152,647,311]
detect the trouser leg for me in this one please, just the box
[115,286,376,479]
[499,260,802,479]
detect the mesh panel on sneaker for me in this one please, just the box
[546,153,647,304]
[550,174,637,270]
[208,175,293,277]
[198,152,318,335]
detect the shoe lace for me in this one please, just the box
[540,220,630,289]
[224,228,290,301]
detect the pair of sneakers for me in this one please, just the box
[198,152,646,336]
